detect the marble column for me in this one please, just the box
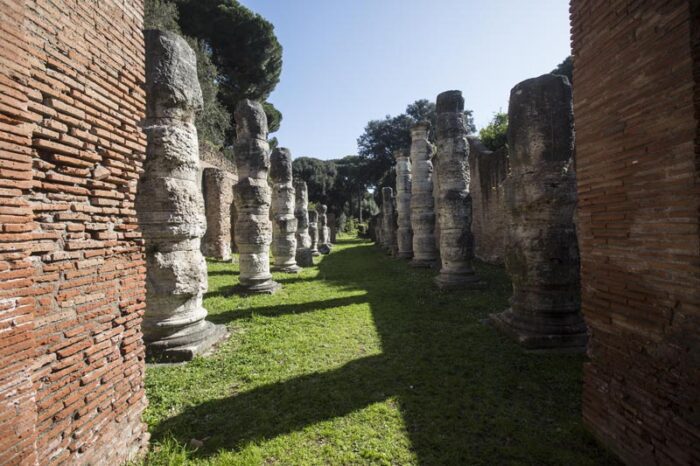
[202,167,234,261]
[490,74,587,350]
[137,30,226,361]
[409,121,438,267]
[231,99,281,293]
[270,148,300,273]
[308,209,320,256]
[317,204,331,254]
[394,149,413,259]
[433,90,482,289]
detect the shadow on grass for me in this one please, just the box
[206,295,368,325]
[153,240,620,465]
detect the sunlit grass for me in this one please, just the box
[143,235,619,465]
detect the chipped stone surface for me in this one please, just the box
[490,74,586,350]
[270,148,300,272]
[433,90,482,289]
[381,187,398,255]
[202,167,234,261]
[138,30,226,361]
[294,181,312,249]
[316,204,331,254]
[232,99,281,293]
[394,149,413,259]
[409,122,437,268]
[308,210,320,256]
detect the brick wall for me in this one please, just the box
[0,0,149,464]
[468,137,509,264]
[571,1,700,464]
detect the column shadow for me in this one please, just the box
[153,241,620,464]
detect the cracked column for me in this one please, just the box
[490,74,587,350]
[270,148,300,273]
[316,204,331,254]
[308,209,320,256]
[409,121,438,267]
[202,167,234,261]
[433,90,482,289]
[294,181,313,266]
[137,30,226,361]
[381,187,398,255]
[394,149,413,259]
[232,99,281,294]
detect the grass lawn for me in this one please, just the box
[143,236,619,465]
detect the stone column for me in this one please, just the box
[409,121,438,267]
[328,213,337,243]
[202,167,234,260]
[381,187,397,255]
[394,149,413,259]
[490,74,587,350]
[137,30,226,361]
[316,204,331,254]
[232,99,281,294]
[294,181,313,266]
[433,90,482,289]
[270,148,300,273]
[308,210,320,256]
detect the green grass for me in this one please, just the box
[143,236,619,465]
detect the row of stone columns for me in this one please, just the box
[138,31,336,361]
[378,76,585,350]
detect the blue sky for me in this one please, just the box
[239,0,571,160]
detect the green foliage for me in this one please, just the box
[185,38,231,147]
[292,157,337,204]
[144,0,181,32]
[552,55,573,84]
[357,99,476,189]
[479,112,508,152]
[176,0,283,138]
[263,101,282,134]
[143,239,620,465]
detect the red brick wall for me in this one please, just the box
[571,1,700,464]
[0,0,149,464]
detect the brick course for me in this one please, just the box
[571,1,700,464]
[0,0,148,464]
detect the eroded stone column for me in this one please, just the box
[381,187,397,255]
[328,213,337,243]
[294,181,313,266]
[202,167,234,260]
[308,209,320,256]
[137,30,226,361]
[317,204,331,254]
[270,148,300,273]
[394,149,413,259]
[490,74,587,350]
[232,99,280,293]
[409,121,438,267]
[433,90,482,289]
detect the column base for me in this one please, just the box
[295,248,314,267]
[273,264,301,273]
[146,320,228,363]
[410,258,438,268]
[434,272,485,290]
[319,244,331,255]
[396,251,413,259]
[230,279,282,295]
[489,308,588,351]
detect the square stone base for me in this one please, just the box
[147,322,228,363]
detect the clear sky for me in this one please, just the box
[239,0,571,160]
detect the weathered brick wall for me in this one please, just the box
[468,137,509,264]
[571,1,700,464]
[0,0,149,464]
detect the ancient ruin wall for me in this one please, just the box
[571,1,700,464]
[468,138,508,265]
[0,0,148,463]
